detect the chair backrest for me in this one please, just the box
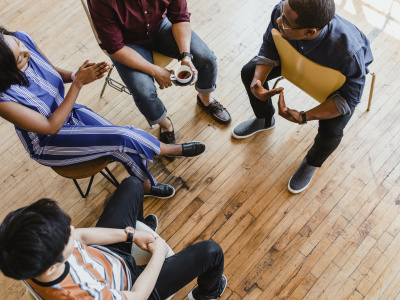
[271,28,346,103]
[80,0,173,68]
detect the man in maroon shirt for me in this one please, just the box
[88,0,231,144]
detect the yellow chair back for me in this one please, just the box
[271,28,346,103]
[80,0,172,68]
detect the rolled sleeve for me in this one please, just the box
[332,94,352,115]
[252,55,280,66]
[167,0,191,23]
[88,0,125,55]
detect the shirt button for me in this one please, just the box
[145,11,147,14]
[147,24,149,26]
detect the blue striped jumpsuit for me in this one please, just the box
[0,31,160,185]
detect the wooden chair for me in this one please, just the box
[270,28,376,110]
[51,157,119,198]
[80,0,174,98]
[25,221,175,300]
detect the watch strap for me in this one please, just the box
[124,227,135,243]
[300,111,307,124]
[179,52,193,61]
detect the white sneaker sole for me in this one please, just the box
[144,187,176,199]
[287,176,313,194]
[231,124,275,139]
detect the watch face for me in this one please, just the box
[125,226,135,233]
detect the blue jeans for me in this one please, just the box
[112,18,218,125]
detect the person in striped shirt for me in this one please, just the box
[0,176,227,300]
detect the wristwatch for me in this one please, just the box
[178,52,193,61]
[124,226,135,243]
[299,111,307,124]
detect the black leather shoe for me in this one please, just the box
[143,214,158,232]
[181,142,206,157]
[159,117,176,144]
[197,96,231,124]
[144,184,175,199]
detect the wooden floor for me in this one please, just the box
[1,0,400,299]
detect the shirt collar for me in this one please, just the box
[298,24,328,54]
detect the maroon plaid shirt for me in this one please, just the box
[88,0,191,54]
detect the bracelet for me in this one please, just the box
[71,70,78,81]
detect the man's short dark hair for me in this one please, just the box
[0,26,30,93]
[0,199,71,280]
[288,0,335,29]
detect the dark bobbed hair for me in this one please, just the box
[288,0,335,29]
[0,199,71,280]
[0,26,29,93]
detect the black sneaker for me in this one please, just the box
[143,214,158,232]
[144,184,175,199]
[188,275,227,300]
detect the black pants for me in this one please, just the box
[241,58,354,167]
[96,177,225,300]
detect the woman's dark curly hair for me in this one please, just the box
[0,26,29,93]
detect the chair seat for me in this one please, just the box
[51,157,111,179]
[153,51,174,68]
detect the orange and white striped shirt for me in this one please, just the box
[24,240,133,300]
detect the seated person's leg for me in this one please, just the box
[96,177,145,253]
[289,108,355,193]
[111,45,167,128]
[232,59,281,139]
[152,19,231,124]
[152,241,225,300]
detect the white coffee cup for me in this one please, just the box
[170,65,193,84]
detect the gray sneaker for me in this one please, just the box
[232,117,275,139]
[288,157,317,193]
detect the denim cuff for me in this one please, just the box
[332,94,352,116]
[149,108,167,125]
[195,84,217,94]
[252,55,280,67]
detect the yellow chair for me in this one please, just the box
[80,0,174,98]
[270,28,375,110]
[25,220,175,300]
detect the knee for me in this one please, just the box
[194,49,217,72]
[241,61,256,85]
[200,241,224,260]
[120,176,143,193]
[318,125,344,140]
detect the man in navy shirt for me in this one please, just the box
[232,0,373,193]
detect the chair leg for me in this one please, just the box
[272,76,285,89]
[100,66,114,98]
[73,176,95,198]
[367,72,376,111]
[100,167,119,187]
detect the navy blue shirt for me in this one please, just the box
[258,3,373,109]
